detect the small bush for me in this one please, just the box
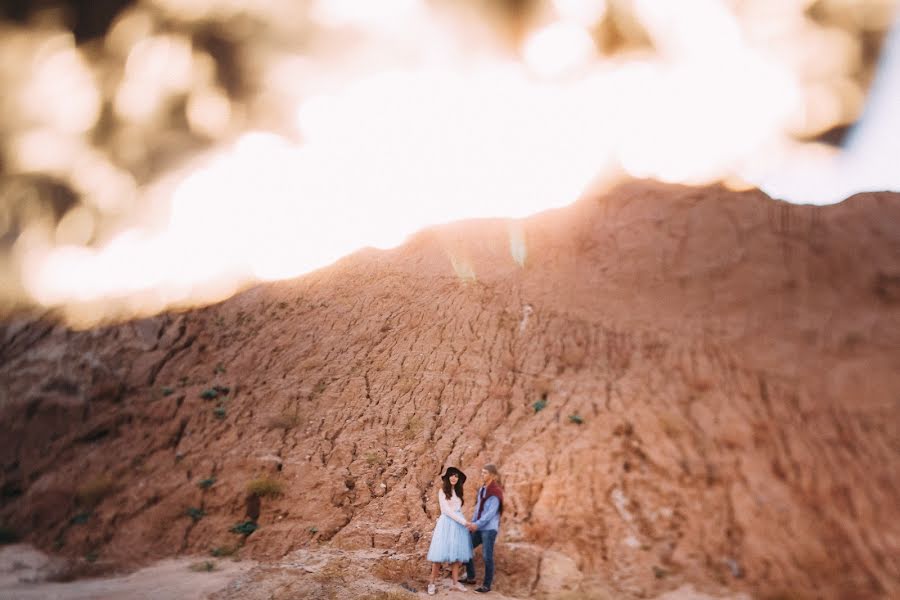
[161,387,175,396]
[70,512,91,525]
[568,414,584,425]
[230,521,258,536]
[214,363,226,375]
[210,545,237,557]
[267,411,301,430]
[365,452,385,467]
[314,558,350,584]
[246,477,283,498]
[359,592,416,600]
[213,406,227,419]
[372,556,421,585]
[76,476,115,507]
[532,399,547,413]
[308,526,318,534]
[0,526,18,544]
[402,417,422,440]
[198,477,216,490]
[189,560,218,572]
[186,507,205,522]
[200,388,219,400]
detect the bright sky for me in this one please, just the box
[6,0,899,323]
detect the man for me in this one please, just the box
[460,463,503,593]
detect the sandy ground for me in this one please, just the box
[0,544,751,600]
[0,545,254,600]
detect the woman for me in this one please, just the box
[426,466,473,595]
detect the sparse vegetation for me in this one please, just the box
[201,388,219,400]
[214,362,226,375]
[359,592,416,600]
[213,405,227,419]
[532,399,547,412]
[75,475,115,507]
[0,526,18,544]
[85,551,99,563]
[246,476,284,498]
[313,557,350,584]
[210,545,237,557]
[186,507,205,522]
[267,410,302,430]
[198,477,216,490]
[230,521,258,536]
[309,526,318,534]
[189,560,218,572]
[365,452,385,467]
[70,512,91,525]
[162,387,174,396]
[402,416,422,440]
[550,590,615,600]
[568,414,584,425]
[372,556,421,586]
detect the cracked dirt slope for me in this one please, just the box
[1,180,898,599]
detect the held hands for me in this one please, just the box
[466,522,478,532]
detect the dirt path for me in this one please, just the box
[1,544,751,600]
[0,545,254,600]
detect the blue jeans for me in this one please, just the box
[465,529,497,589]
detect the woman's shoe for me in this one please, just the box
[451,581,468,592]
[427,583,436,595]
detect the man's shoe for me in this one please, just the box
[474,587,491,593]
[458,578,476,585]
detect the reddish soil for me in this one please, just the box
[1,180,898,599]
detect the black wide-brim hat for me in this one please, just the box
[442,466,467,484]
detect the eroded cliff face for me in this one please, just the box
[1,181,898,599]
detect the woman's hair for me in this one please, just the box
[442,474,465,506]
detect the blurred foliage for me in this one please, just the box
[0,0,896,314]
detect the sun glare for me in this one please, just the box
[3,0,897,324]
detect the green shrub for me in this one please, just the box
[70,512,91,525]
[532,399,547,413]
[186,507,205,522]
[568,414,584,425]
[198,477,216,490]
[200,388,219,400]
[0,526,18,544]
[230,521,258,536]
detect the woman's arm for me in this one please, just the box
[438,490,469,526]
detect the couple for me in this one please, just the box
[426,463,503,595]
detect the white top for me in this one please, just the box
[437,489,468,526]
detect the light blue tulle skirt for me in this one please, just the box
[427,513,473,563]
